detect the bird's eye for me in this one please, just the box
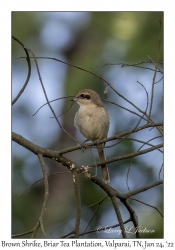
[85,94,90,100]
[80,94,90,100]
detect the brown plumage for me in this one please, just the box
[72,89,110,184]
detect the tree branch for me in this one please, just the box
[129,197,163,217]
[122,200,140,238]
[31,154,49,238]
[87,143,163,170]
[124,180,163,199]
[110,196,127,238]
[72,167,81,238]
[12,36,31,105]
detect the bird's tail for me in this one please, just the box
[97,145,110,184]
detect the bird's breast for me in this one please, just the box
[74,105,109,141]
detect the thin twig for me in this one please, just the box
[32,96,74,116]
[12,230,33,238]
[31,154,49,238]
[159,163,163,180]
[147,55,159,123]
[126,136,163,191]
[25,48,79,145]
[122,200,140,238]
[101,98,148,122]
[124,180,163,199]
[82,196,108,236]
[129,197,163,217]
[155,76,163,84]
[75,219,131,238]
[61,230,75,238]
[147,57,163,75]
[147,18,162,122]
[87,143,163,170]
[72,167,81,238]
[96,61,163,73]
[97,80,149,153]
[51,196,108,236]
[12,36,31,105]
[110,196,126,238]
[12,171,70,203]
[120,136,163,153]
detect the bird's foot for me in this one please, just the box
[81,139,89,152]
[94,139,101,147]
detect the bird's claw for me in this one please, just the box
[94,139,100,147]
[81,139,89,152]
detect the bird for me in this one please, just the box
[72,89,110,184]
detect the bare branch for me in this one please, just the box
[12,171,70,203]
[120,136,163,153]
[126,135,163,191]
[72,167,81,238]
[99,80,149,152]
[96,61,163,73]
[122,200,140,238]
[147,56,163,75]
[101,98,148,122]
[82,196,108,235]
[12,230,33,238]
[12,36,31,105]
[129,198,163,217]
[51,196,108,236]
[76,219,131,238]
[147,17,163,122]
[32,96,74,116]
[87,143,163,170]
[159,163,163,180]
[25,48,79,145]
[31,154,49,238]
[110,196,127,238]
[61,230,75,238]
[124,180,163,199]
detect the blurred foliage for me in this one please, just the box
[12,12,163,238]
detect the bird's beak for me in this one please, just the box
[71,97,77,102]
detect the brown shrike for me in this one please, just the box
[72,89,110,184]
